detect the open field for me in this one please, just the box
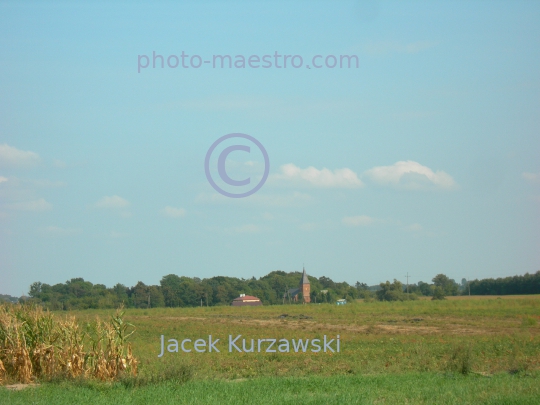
[67,295,540,379]
[2,373,540,404]
[416,295,540,301]
[2,296,540,403]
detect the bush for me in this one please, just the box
[432,287,446,300]
[376,280,417,302]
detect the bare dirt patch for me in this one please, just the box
[4,383,39,391]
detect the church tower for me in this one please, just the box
[300,267,311,303]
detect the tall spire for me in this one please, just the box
[301,266,310,285]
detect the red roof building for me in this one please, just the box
[231,294,263,306]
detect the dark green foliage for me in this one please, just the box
[129,282,165,308]
[26,271,359,310]
[23,270,540,310]
[355,282,373,299]
[468,271,540,295]
[376,280,417,302]
[432,274,459,296]
[432,286,446,300]
[27,278,127,310]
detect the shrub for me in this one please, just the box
[432,287,446,300]
[376,280,417,302]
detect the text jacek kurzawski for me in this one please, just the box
[158,335,340,357]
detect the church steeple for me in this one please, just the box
[301,267,310,285]
[300,266,311,303]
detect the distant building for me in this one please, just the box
[232,294,262,306]
[284,267,311,303]
[336,299,347,305]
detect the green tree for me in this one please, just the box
[432,274,458,296]
[160,274,184,307]
[432,286,446,300]
[376,280,416,301]
[418,281,433,296]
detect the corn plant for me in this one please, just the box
[0,303,138,384]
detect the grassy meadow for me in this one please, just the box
[2,295,540,403]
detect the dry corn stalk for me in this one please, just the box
[0,303,137,384]
[0,358,6,383]
[14,347,33,383]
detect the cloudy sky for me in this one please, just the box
[1,1,539,296]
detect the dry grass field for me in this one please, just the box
[65,295,540,380]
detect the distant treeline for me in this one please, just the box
[20,270,540,310]
[468,271,540,295]
[25,271,359,310]
[0,294,19,304]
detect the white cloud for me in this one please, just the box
[0,144,40,168]
[6,198,52,212]
[95,195,130,209]
[161,206,186,218]
[364,161,457,190]
[341,215,429,235]
[342,215,376,227]
[522,172,540,183]
[274,163,363,188]
[41,226,81,236]
[0,178,58,212]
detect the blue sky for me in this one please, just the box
[1,1,539,296]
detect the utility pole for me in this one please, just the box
[148,294,150,309]
[405,272,410,294]
[468,278,471,296]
